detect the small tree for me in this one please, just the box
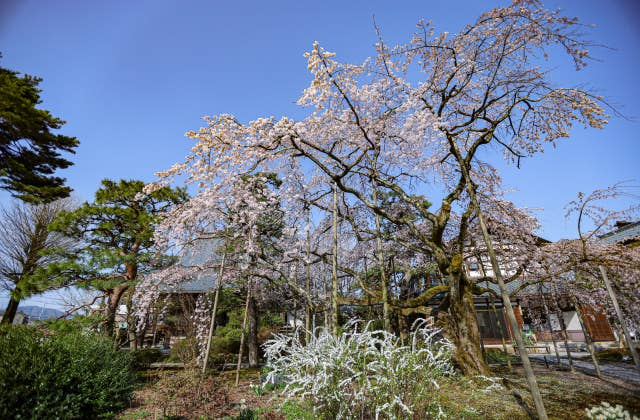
[558,185,640,368]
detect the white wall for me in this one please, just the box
[548,311,580,331]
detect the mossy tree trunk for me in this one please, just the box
[439,266,489,375]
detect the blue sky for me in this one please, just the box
[1,0,638,241]
[0,0,638,246]
[1,0,638,311]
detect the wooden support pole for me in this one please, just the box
[550,283,574,372]
[150,306,159,347]
[571,296,601,378]
[235,281,252,387]
[456,155,547,419]
[372,189,390,332]
[202,252,226,375]
[305,208,312,344]
[323,269,329,329]
[539,284,561,367]
[331,182,339,337]
[485,278,512,371]
[598,266,640,370]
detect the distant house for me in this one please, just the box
[599,220,640,247]
[162,237,224,294]
[463,235,617,349]
[140,237,224,347]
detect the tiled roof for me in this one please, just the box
[479,276,534,296]
[179,237,224,267]
[161,237,224,293]
[598,221,640,245]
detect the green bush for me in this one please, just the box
[206,325,242,365]
[0,325,135,419]
[210,332,241,354]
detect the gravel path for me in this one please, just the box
[529,354,640,387]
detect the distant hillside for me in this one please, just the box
[17,306,65,320]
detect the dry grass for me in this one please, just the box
[117,365,640,419]
[497,365,640,420]
[118,368,284,419]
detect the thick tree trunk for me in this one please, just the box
[451,138,547,419]
[247,294,259,368]
[128,328,138,350]
[104,284,129,338]
[125,289,138,350]
[1,294,21,325]
[438,270,489,375]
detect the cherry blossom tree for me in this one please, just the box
[146,3,607,394]
[552,184,640,368]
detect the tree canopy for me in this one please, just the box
[0,58,79,203]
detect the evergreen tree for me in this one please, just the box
[0,57,79,203]
[48,179,187,336]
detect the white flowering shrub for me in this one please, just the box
[263,319,454,419]
[586,402,639,420]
